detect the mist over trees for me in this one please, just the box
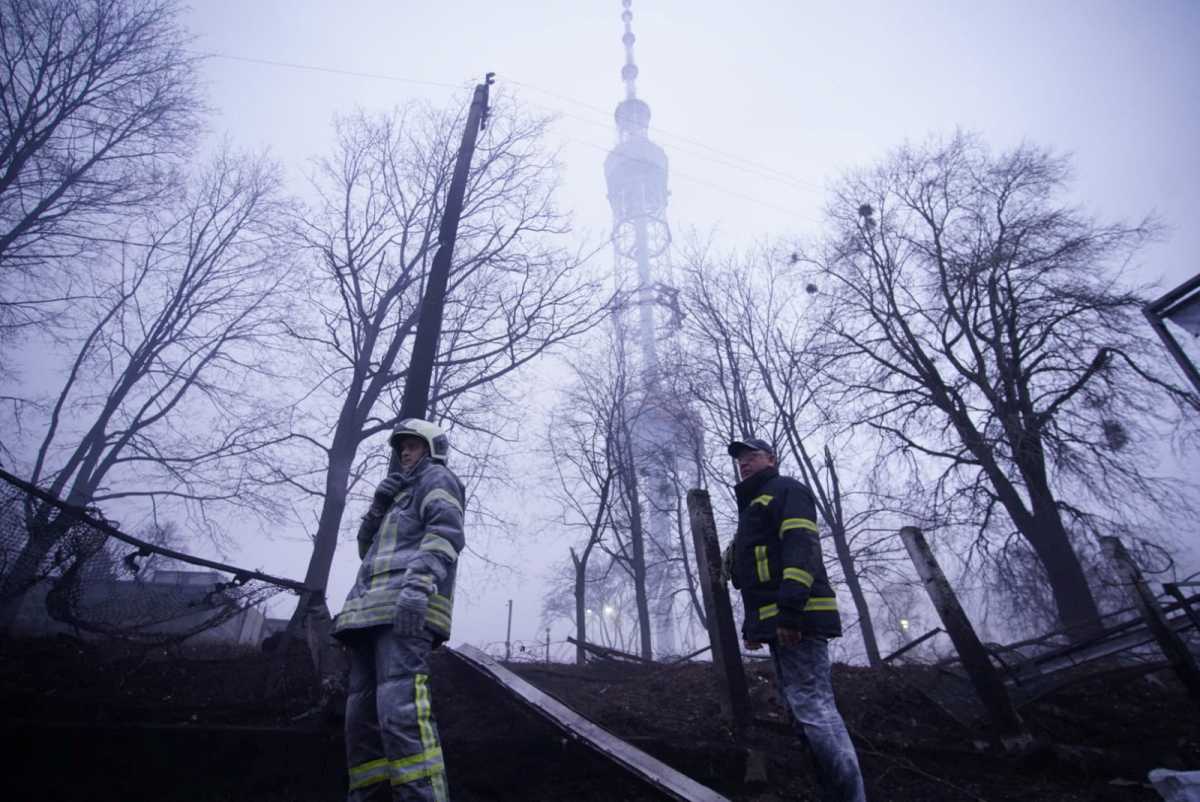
[0,0,611,642]
[0,0,1194,665]
[259,101,606,625]
[1,146,292,629]
[674,248,902,665]
[541,135,1198,660]
[801,134,1198,639]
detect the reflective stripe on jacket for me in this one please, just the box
[334,459,465,645]
[730,467,841,642]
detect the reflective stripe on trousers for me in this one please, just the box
[345,628,449,802]
[771,638,867,802]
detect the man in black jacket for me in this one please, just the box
[726,436,866,802]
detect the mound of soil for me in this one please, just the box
[2,636,1197,801]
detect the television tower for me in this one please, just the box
[604,0,685,655]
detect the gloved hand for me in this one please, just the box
[371,472,405,514]
[721,543,735,585]
[394,572,433,637]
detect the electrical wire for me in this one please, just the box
[200,51,470,91]
[505,75,826,194]
[196,50,827,224]
[564,135,824,226]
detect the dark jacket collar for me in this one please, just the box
[734,467,778,511]
[398,455,432,484]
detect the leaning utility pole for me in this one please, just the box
[392,73,496,462]
[285,74,495,666]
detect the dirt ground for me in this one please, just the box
[2,635,1197,801]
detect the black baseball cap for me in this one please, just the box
[727,437,774,458]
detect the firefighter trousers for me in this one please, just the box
[771,637,867,802]
[344,627,448,802]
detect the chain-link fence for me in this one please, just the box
[0,468,306,650]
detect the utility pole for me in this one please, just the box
[283,74,495,672]
[389,72,495,472]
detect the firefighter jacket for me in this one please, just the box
[333,457,465,646]
[730,467,841,642]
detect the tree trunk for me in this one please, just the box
[946,402,1102,640]
[622,461,654,661]
[828,520,881,666]
[821,447,881,666]
[287,430,357,635]
[1014,432,1103,637]
[1026,500,1102,636]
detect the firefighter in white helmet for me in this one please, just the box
[333,418,465,802]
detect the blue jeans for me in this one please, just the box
[771,638,866,802]
[344,628,448,802]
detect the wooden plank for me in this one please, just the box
[1008,611,1195,684]
[567,636,655,664]
[881,627,944,663]
[686,489,751,732]
[446,644,731,802]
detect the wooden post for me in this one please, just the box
[899,526,1025,735]
[1101,537,1200,707]
[686,489,750,732]
[505,599,513,662]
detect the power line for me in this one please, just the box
[198,51,822,201]
[517,92,823,196]
[198,51,470,91]
[192,51,825,225]
[505,75,826,194]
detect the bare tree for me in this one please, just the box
[0,147,292,628]
[0,0,202,336]
[677,246,891,665]
[546,356,620,664]
[804,133,1198,638]
[268,100,605,628]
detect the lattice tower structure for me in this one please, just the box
[604,0,694,657]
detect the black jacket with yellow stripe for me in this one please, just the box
[730,467,841,642]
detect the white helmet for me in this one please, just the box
[389,418,450,465]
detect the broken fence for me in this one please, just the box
[0,468,309,650]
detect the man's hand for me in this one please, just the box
[776,626,802,647]
[372,472,404,509]
[394,570,434,637]
[721,544,735,585]
[743,639,763,651]
[393,585,430,637]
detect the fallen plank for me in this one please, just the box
[446,643,730,802]
[567,635,655,664]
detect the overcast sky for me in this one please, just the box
[183,1,1200,653]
